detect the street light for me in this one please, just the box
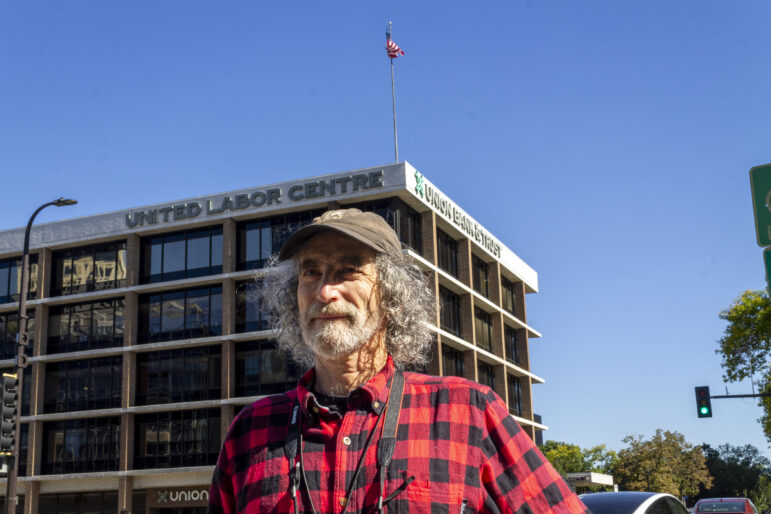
[4,198,76,514]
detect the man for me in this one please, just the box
[209,208,587,513]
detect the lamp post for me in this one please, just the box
[4,198,76,514]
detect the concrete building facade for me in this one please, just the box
[0,162,545,513]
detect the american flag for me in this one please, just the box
[386,35,404,58]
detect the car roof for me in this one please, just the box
[579,492,662,512]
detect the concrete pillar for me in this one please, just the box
[457,239,472,289]
[222,219,237,274]
[221,405,235,446]
[489,262,502,308]
[222,340,235,400]
[516,328,530,371]
[28,420,42,476]
[491,312,504,360]
[120,413,134,472]
[118,475,133,514]
[222,279,235,337]
[124,292,138,347]
[123,352,136,408]
[460,294,474,347]
[37,248,52,300]
[514,281,527,324]
[22,480,38,514]
[125,234,141,287]
[420,211,437,265]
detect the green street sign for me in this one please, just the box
[764,248,771,295]
[750,164,771,246]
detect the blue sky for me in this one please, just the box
[2,1,769,458]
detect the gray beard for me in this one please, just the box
[300,304,381,359]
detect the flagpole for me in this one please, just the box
[388,21,399,163]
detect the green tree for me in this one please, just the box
[541,440,584,475]
[614,429,712,497]
[698,444,771,509]
[716,290,771,441]
[583,444,617,474]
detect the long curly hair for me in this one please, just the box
[256,250,434,369]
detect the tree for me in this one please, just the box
[541,441,584,475]
[583,444,617,474]
[716,290,771,441]
[698,444,771,509]
[614,429,712,497]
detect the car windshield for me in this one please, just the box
[579,493,651,514]
[696,502,745,512]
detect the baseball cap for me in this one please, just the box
[278,208,403,260]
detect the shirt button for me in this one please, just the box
[372,401,380,409]
[312,407,320,414]
[343,436,352,446]
[339,498,347,507]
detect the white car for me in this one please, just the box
[579,491,689,514]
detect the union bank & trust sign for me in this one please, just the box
[124,170,385,228]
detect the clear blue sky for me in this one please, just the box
[2,1,769,458]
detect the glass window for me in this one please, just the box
[51,242,127,296]
[439,287,461,336]
[0,255,38,304]
[134,409,220,469]
[504,327,519,364]
[437,230,458,277]
[140,226,223,283]
[39,492,118,513]
[236,280,268,332]
[138,286,222,342]
[41,417,120,474]
[474,308,492,352]
[136,346,221,405]
[47,299,124,354]
[472,256,489,298]
[502,278,516,315]
[478,362,495,389]
[0,311,34,360]
[18,423,28,477]
[235,340,301,396]
[507,375,523,417]
[442,345,465,378]
[43,357,122,413]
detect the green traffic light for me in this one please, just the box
[700,406,710,415]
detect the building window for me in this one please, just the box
[47,299,124,354]
[140,226,223,283]
[235,340,301,397]
[442,345,464,378]
[39,493,118,512]
[42,417,120,474]
[347,198,421,254]
[18,424,28,477]
[508,375,523,417]
[237,219,273,271]
[502,278,516,315]
[504,327,519,364]
[0,255,38,304]
[474,308,492,352]
[138,286,222,343]
[478,362,496,389]
[472,256,489,298]
[439,287,461,336]
[44,357,122,413]
[134,409,220,469]
[236,280,268,332]
[437,230,458,278]
[136,346,221,405]
[51,241,127,296]
[0,311,34,360]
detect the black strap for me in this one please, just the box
[377,368,405,512]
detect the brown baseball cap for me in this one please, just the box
[278,208,403,260]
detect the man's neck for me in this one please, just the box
[313,334,388,395]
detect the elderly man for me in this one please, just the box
[209,208,587,513]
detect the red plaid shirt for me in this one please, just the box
[209,357,587,513]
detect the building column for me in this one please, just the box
[493,363,507,402]
[514,281,527,324]
[222,219,237,274]
[463,349,477,382]
[28,420,42,477]
[491,312,504,360]
[118,475,133,514]
[221,404,235,446]
[420,211,437,265]
[516,328,530,371]
[222,339,235,401]
[22,480,38,514]
[37,248,52,300]
[222,279,235,337]
[489,262,502,309]
[120,413,134,472]
[124,292,138,347]
[457,239,472,289]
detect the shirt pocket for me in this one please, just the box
[382,470,470,514]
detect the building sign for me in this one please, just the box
[125,170,385,228]
[147,486,209,508]
[413,170,502,258]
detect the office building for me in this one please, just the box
[0,162,544,513]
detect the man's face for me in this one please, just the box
[296,231,384,359]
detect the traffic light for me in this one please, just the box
[0,373,18,454]
[695,386,712,418]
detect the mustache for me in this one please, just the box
[304,303,357,319]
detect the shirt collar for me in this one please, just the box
[296,355,395,421]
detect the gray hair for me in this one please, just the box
[256,251,435,369]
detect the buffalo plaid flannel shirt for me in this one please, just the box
[209,357,588,513]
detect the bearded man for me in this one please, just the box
[209,208,587,513]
